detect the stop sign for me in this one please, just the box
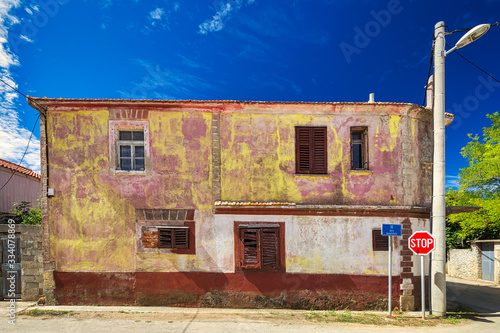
[408,231,435,255]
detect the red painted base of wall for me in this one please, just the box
[54,271,402,310]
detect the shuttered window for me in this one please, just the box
[372,229,389,251]
[240,227,280,270]
[296,127,327,174]
[158,227,189,249]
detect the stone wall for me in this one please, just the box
[0,224,43,301]
[447,246,481,281]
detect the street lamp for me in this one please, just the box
[432,21,490,317]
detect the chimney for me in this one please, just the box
[368,93,375,103]
[426,75,434,109]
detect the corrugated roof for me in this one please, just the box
[0,158,41,179]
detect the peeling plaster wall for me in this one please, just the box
[43,102,432,276]
[46,109,213,272]
[219,104,431,206]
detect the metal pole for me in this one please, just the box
[431,21,447,317]
[421,255,425,319]
[389,235,392,316]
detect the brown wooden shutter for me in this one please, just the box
[372,229,389,251]
[296,127,311,174]
[240,229,261,269]
[262,229,279,268]
[174,229,189,249]
[312,127,327,174]
[158,229,173,248]
[296,127,327,174]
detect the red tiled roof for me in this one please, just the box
[27,96,424,106]
[26,97,454,118]
[0,158,40,179]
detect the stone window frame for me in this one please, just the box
[109,120,150,175]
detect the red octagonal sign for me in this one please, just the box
[408,231,435,255]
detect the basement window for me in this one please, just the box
[372,229,389,251]
[158,227,189,249]
[236,224,284,271]
[295,126,327,174]
[351,127,368,170]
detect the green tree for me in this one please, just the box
[446,112,500,248]
[10,200,42,225]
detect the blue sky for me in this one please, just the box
[1,0,500,189]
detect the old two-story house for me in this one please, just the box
[28,97,453,310]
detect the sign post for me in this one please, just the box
[381,224,402,316]
[408,231,435,319]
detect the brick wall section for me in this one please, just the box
[212,112,221,203]
[39,111,56,304]
[0,225,43,301]
[399,217,415,310]
[142,229,159,248]
[109,109,149,119]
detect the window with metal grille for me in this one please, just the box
[158,227,189,249]
[295,126,327,174]
[239,227,279,270]
[351,127,368,170]
[118,130,145,171]
[372,229,389,251]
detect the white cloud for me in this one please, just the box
[20,34,32,43]
[150,7,164,21]
[198,0,255,34]
[446,175,461,189]
[0,1,41,173]
[117,59,216,100]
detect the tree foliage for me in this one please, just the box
[446,112,500,248]
[10,200,42,225]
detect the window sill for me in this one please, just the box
[294,174,330,178]
[348,170,372,175]
[112,169,149,176]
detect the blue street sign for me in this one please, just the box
[381,224,402,236]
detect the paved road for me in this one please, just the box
[446,276,500,332]
[0,277,498,333]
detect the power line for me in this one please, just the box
[0,76,47,114]
[423,42,434,107]
[0,76,46,192]
[446,43,500,83]
[0,114,41,192]
[446,22,500,35]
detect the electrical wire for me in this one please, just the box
[0,76,47,114]
[0,114,41,192]
[0,76,46,192]
[423,42,434,107]
[446,22,500,35]
[446,43,500,83]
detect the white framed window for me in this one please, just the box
[118,130,145,171]
[109,120,150,175]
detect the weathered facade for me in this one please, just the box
[29,98,453,310]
